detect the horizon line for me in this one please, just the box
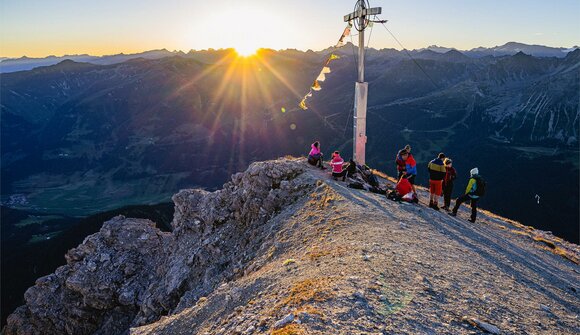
[2,41,579,60]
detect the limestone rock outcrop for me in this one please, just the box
[5,158,316,335]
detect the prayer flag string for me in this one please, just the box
[298,23,352,110]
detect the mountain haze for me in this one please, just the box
[1,42,578,73]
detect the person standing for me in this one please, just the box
[441,158,457,211]
[395,144,413,179]
[449,167,485,222]
[427,153,446,210]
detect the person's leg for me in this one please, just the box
[452,194,469,214]
[443,184,451,209]
[432,181,442,209]
[448,185,454,208]
[470,198,478,221]
[341,170,347,181]
[408,175,418,195]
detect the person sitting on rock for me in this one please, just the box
[307,141,326,169]
[394,175,418,203]
[330,151,346,181]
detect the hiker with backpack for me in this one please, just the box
[330,151,347,181]
[427,153,446,210]
[449,167,485,223]
[441,158,457,211]
[308,141,326,169]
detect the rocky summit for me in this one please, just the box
[5,158,579,335]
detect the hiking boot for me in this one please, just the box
[468,218,476,223]
[441,206,450,211]
[448,212,457,217]
[432,204,440,211]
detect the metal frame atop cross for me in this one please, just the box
[344,1,381,165]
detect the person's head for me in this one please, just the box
[334,150,340,156]
[400,149,409,159]
[404,144,411,152]
[438,152,446,159]
[444,158,453,167]
[349,158,354,163]
[313,141,319,148]
[470,167,479,176]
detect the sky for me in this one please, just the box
[0,0,579,58]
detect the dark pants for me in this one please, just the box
[332,170,347,181]
[407,175,416,185]
[443,182,454,208]
[452,194,478,221]
[308,154,323,168]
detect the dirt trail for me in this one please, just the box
[132,162,579,335]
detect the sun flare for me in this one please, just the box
[235,46,258,57]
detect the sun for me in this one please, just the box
[235,45,258,57]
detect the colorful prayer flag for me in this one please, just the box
[311,80,322,91]
[322,67,331,74]
[344,27,351,37]
[316,72,326,82]
[299,99,308,110]
[329,54,340,60]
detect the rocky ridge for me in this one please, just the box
[5,157,580,334]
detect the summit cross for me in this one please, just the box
[344,1,381,165]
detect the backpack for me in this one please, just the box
[348,181,365,190]
[367,173,379,188]
[474,176,486,196]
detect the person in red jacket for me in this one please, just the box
[395,175,418,203]
[441,158,457,211]
[330,151,346,181]
[395,144,413,179]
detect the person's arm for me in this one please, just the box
[406,163,417,175]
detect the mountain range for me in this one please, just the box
[1,42,578,73]
[1,44,579,245]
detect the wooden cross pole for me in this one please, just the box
[344,1,381,165]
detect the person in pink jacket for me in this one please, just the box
[330,151,347,181]
[307,141,326,169]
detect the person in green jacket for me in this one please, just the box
[449,167,482,222]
